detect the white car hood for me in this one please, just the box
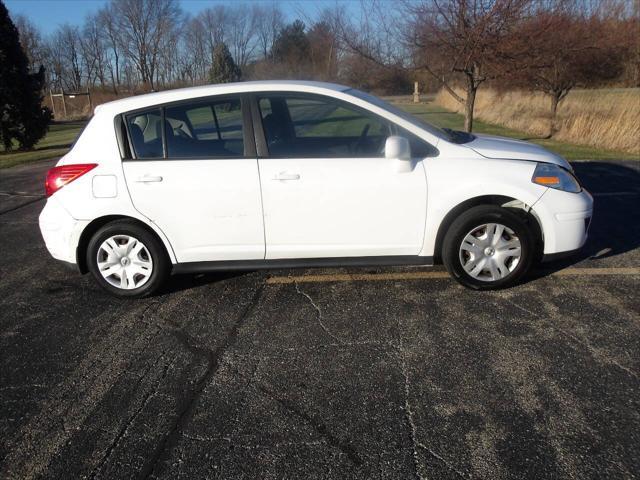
[465,134,571,169]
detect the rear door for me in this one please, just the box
[253,93,430,259]
[121,96,265,263]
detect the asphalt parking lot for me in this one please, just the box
[1,159,639,479]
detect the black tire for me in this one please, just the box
[442,205,535,290]
[87,220,170,298]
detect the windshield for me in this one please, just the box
[346,88,464,143]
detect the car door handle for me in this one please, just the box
[273,172,300,181]
[135,175,163,183]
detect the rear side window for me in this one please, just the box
[126,109,163,159]
[165,98,244,158]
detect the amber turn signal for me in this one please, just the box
[533,176,560,185]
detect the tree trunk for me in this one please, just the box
[549,92,560,137]
[463,81,477,133]
[113,50,120,93]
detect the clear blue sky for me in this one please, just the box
[5,0,360,35]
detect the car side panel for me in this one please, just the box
[122,158,265,263]
[420,155,546,257]
[50,113,179,264]
[259,156,428,259]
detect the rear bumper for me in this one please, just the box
[38,197,88,265]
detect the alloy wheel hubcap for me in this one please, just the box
[458,223,522,282]
[97,235,153,290]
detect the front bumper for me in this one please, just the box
[532,187,593,256]
[38,197,88,265]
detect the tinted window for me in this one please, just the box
[258,95,392,158]
[126,109,163,159]
[165,98,244,158]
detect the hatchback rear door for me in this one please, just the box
[121,96,265,263]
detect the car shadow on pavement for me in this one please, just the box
[530,161,640,278]
[161,270,249,295]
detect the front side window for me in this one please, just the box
[395,126,439,158]
[165,98,244,158]
[126,109,163,159]
[258,95,393,158]
[346,88,453,142]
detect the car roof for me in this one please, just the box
[95,80,351,116]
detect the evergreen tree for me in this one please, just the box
[208,42,240,84]
[271,20,311,76]
[0,0,51,151]
[272,20,310,63]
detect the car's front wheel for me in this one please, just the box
[87,220,169,298]
[442,205,535,290]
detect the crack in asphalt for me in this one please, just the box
[398,354,427,480]
[257,384,364,467]
[0,299,164,480]
[139,284,266,479]
[397,317,471,480]
[0,191,44,197]
[0,197,44,215]
[556,327,639,380]
[294,280,343,344]
[501,296,639,380]
[182,433,327,451]
[88,351,172,480]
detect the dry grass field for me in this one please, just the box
[435,88,640,155]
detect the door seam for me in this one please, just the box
[255,157,268,260]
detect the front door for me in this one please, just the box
[255,93,428,259]
[122,97,265,263]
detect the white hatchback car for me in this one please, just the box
[39,81,593,297]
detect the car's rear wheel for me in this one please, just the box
[87,220,169,298]
[442,205,535,290]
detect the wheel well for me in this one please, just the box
[433,195,544,264]
[76,215,169,274]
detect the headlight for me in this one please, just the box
[532,163,581,193]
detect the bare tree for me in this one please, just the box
[156,20,182,87]
[253,2,284,60]
[111,0,182,90]
[13,14,46,74]
[308,21,338,81]
[406,0,538,132]
[227,5,257,68]
[336,0,537,132]
[507,3,628,135]
[50,25,83,91]
[97,4,122,92]
[81,13,109,87]
[198,6,228,66]
[181,16,209,84]
[12,0,636,107]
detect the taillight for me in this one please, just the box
[45,164,98,197]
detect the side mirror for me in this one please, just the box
[385,136,411,161]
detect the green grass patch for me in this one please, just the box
[0,121,86,169]
[397,102,639,161]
